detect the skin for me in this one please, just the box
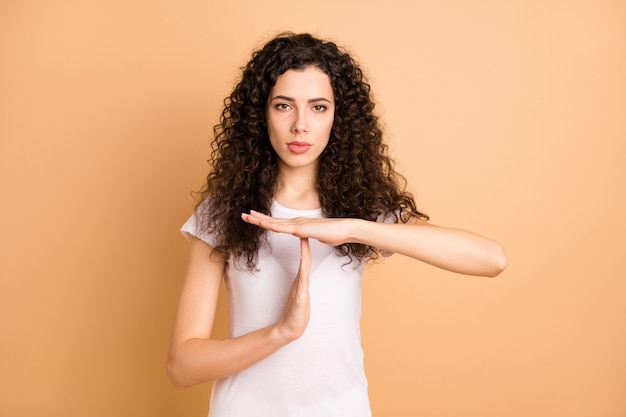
[267,66,334,176]
[242,211,506,277]
[167,66,507,389]
[266,66,335,209]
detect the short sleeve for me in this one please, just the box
[180,207,218,247]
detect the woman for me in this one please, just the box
[168,32,506,417]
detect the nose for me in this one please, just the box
[292,109,309,134]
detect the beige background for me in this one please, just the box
[1,1,625,416]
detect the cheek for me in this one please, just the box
[266,118,280,140]
[324,116,334,136]
[267,115,289,134]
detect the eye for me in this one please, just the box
[312,105,327,112]
[275,103,292,111]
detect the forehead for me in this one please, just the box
[271,66,333,98]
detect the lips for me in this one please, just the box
[287,141,311,154]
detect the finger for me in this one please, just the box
[298,238,312,282]
[243,213,304,236]
[249,210,271,219]
[241,212,272,227]
[300,237,311,262]
[242,211,282,227]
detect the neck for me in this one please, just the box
[274,165,320,210]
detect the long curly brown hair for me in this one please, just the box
[196,32,428,269]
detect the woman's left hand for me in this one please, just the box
[241,210,355,247]
[242,209,507,277]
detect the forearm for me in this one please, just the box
[349,219,507,277]
[241,211,506,277]
[168,324,288,388]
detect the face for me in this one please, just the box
[266,66,335,173]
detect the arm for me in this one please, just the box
[241,212,506,277]
[351,217,506,277]
[167,236,312,388]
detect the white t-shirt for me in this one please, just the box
[181,200,373,417]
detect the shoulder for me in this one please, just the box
[181,197,221,247]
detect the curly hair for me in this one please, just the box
[195,32,428,269]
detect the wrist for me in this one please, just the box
[269,322,293,348]
[345,218,369,245]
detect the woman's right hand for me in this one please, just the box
[169,237,314,387]
[274,237,312,343]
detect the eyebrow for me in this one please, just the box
[270,95,333,104]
